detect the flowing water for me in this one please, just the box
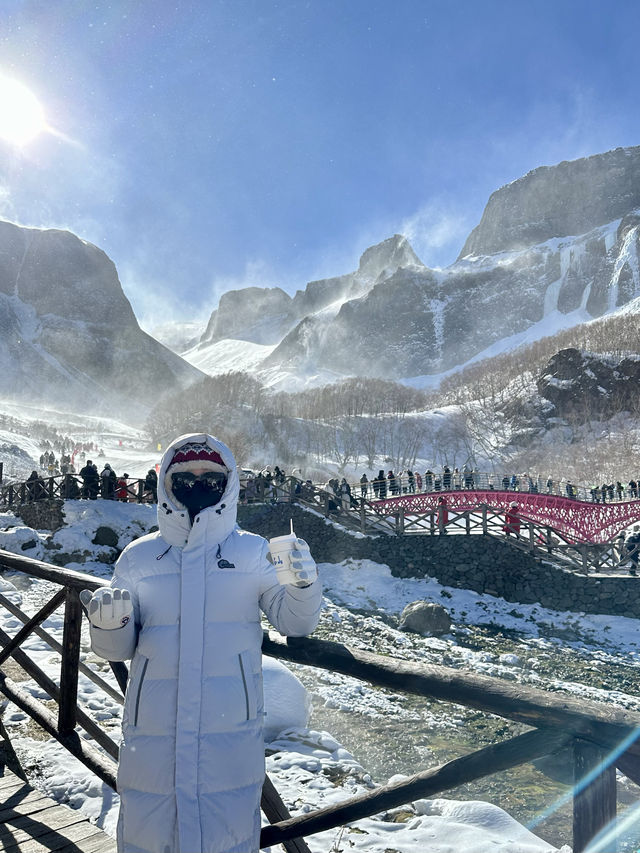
[288,610,640,851]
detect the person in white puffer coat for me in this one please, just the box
[81,433,322,853]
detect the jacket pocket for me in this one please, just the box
[238,650,257,721]
[130,655,149,727]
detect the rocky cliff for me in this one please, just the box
[253,147,640,383]
[0,221,202,416]
[459,147,640,257]
[193,234,423,354]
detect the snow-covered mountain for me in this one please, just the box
[0,221,203,417]
[181,146,640,390]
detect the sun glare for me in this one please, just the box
[0,75,47,147]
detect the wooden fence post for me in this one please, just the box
[482,505,487,534]
[465,511,471,535]
[573,738,617,853]
[48,476,54,499]
[58,587,83,736]
[360,500,367,533]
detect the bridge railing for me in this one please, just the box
[0,547,638,853]
[256,479,638,575]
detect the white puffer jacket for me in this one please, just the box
[89,433,322,853]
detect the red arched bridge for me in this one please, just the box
[372,490,640,544]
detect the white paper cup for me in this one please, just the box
[269,532,305,585]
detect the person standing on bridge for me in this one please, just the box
[360,473,369,498]
[437,495,448,533]
[80,433,322,853]
[503,501,521,538]
[625,525,640,576]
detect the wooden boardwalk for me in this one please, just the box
[0,767,116,852]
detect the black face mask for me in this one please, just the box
[171,472,227,522]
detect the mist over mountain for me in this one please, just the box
[179,145,640,389]
[0,221,203,418]
[4,144,640,421]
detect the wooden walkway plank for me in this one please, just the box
[0,792,56,820]
[4,820,105,853]
[0,769,116,853]
[67,833,117,853]
[0,774,28,793]
[0,803,88,844]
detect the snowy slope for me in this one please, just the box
[182,337,276,376]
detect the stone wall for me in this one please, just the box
[14,499,65,532]
[238,504,636,620]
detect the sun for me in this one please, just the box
[0,75,47,147]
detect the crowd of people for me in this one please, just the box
[16,457,640,510]
[12,453,640,574]
[24,452,160,504]
[348,466,640,504]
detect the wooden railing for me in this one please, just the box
[0,548,638,852]
[261,632,640,853]
[0,550,310,853]
[0,473,154,507]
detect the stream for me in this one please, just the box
[287,599,640,850]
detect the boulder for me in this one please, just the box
[399,601,452,636]
[92,526,119,548]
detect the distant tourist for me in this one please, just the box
[360,473,369,498]
[437,495,448,532]
[116,474,129,502]
[503,501,521,538]
[144,468,158,502]
[625,526,640,576]
[80,460,99,500]
[101,463,117,500]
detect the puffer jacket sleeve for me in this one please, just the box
[258,540,322,637]
[88,548,140,662]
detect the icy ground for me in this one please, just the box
[2,501,640,851]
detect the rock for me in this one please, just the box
[399,601,452,636]
[536,347,640,422]
[92,526,119,548]
[0,220,202,416]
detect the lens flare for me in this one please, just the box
[0,75,47,147]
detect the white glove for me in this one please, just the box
[271,537,317,588]
[278,539,318,586]
[80,587,133,630]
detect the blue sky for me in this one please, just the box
[1,0,639,330]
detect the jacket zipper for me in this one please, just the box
[238,653,250,721]
[133,657,149,726]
